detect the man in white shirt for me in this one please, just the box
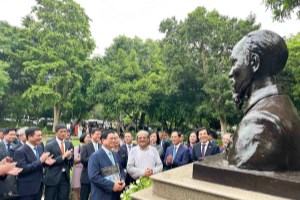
[127,130,163,180]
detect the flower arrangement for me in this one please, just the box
[121,177,152,200]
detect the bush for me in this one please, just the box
[121,177,152,200]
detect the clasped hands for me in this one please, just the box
[113,180,125,192]
[144,168,153,177]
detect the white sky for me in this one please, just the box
[0,0,300,56]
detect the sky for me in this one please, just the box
[0,0,300,56]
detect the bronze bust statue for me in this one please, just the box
[227,30,300,171]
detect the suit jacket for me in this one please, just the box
[88,147,126,200]
[14,144,44,197]
[120,143,136,158]
[0,141,12,160]
[0,141,18,198]
[44,139,74,186]
[8,142,23,158]
[164,144,191,169]
[80,141,100,184]
[192,141,220,161]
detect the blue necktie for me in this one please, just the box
[7,142,11,150]
[173,146,177,158]
[108,151,115,165]
[34,147,40,160]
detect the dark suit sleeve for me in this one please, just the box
[164,147,171,166]
[45,142,64,166]
[88,152,114,192]
[80,144,89,167]
[192,146,197,161]
[173,148,191,167]
[14,148,42,175]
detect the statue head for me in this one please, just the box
[228,30,288,108]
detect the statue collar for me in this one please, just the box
[244,84,282,114]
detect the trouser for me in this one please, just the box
[44,172,70,200]
[80,183,91,200]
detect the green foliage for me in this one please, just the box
[19,0,95,127]
[159,7,259,133]
[121,177,152,200]
[278,33,300,113]
[263,0,300,21]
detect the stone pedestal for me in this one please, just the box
[193,154,300,199]
[131,163,286,200]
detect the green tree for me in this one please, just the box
[279,33,300,112]
[159,7,260,134]
[263,0,300,21]
[88,36,164,131]
[20,0,95,130]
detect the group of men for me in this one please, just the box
[0,125,225,200]
[0,125,73,200]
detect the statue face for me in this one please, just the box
[229,39,254,107]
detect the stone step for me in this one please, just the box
[131,163,288,200]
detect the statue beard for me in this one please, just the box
[232,85,250,110]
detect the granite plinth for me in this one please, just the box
[193,154,300,199]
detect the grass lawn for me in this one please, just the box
[42,137,81,147]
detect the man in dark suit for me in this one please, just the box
[192,127,220,161]
[88,129,126,200]
[44,124,74,200]
[120,131,136,185]
[0,128,19,200]
[9,127,28,158]
[0,128,17,161]
[80,128,101,200]
[164,131,190,170]
[159,131,171,161]
[14,127,55,200]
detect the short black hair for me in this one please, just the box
[3,128,16,135]
[79,133,88,143]
[196,127,209,135]
[91,128,101,135]
[100,129,115,140]
[55,124,67,132]
[25,127,41,140]
[172,131,182,137]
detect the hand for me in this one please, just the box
[40,152,51,163]
[166,155,173,165]
[45,155,56,165]
[113,180,125,192]
[7,167,22,176]
[0,162,16,176]
[144,168,153,177]
[63,149,73,159]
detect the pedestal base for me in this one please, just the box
[193,154,300,199]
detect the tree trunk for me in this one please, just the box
[220,115,227,135]
[138,112,146,130]
[53,105,61,132]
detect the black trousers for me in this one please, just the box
[44,172,70,200]
[19,183,43,200]
[80,183,91,200]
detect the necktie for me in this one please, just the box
[128,145,131,152]
[173,146,177,158]
[34,147,40,160]
[60,141,64,155]
[201,144,206,157]
[7,142,11,150]
[108,151,115,165]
